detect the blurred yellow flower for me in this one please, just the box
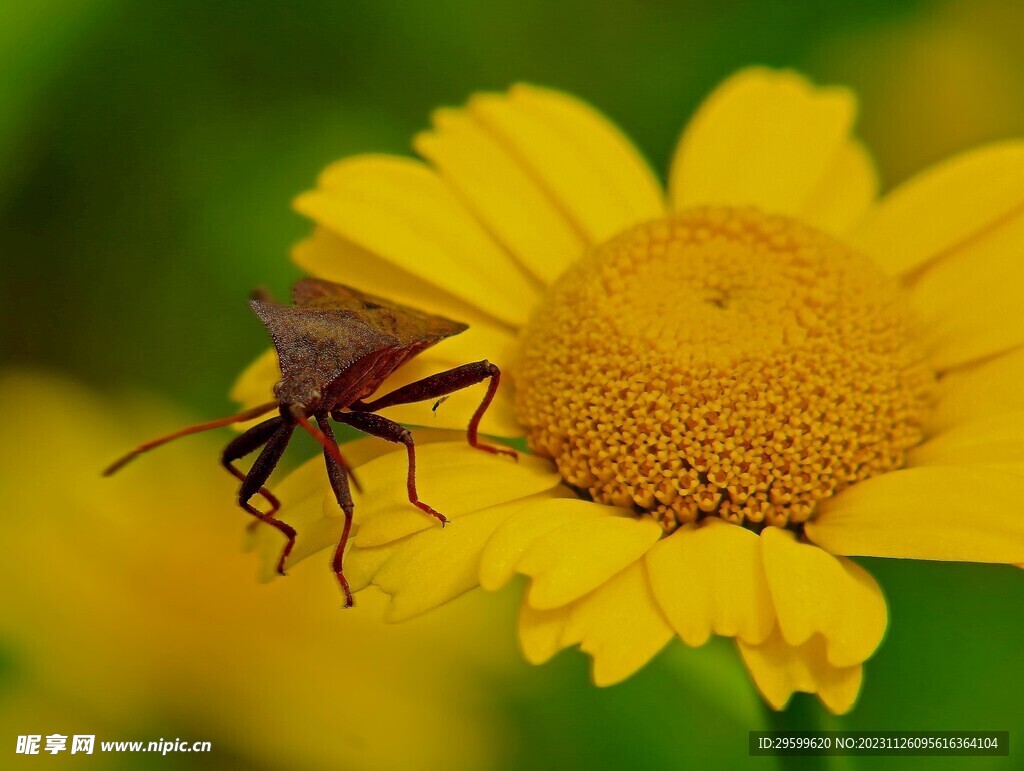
[234,68,1024,714]
[0,372,516,771]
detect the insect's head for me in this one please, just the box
[274,382,322,424]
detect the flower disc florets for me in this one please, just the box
[515,207,934,532]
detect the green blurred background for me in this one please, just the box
[2,0,1023,768]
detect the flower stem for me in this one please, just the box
[767,695,851,771]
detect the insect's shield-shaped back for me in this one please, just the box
[250,280,469,412]
[249,299,396,410]
[291,278,468,345]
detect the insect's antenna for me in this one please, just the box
[290,407,362,493]
[102,400,279,477]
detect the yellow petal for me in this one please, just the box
[519,601,571,664]
[645,520,774,647]
[908,210,1024,369]
[372,497,544,622]
[404,318,519,370]
[255,500,345,583]
[293,226,516,334]
[251,435,410,577]
[799,140,878,234]
[367,352,524,439]
[350,431,466,468]
[249,455,335,580]
[251,431,517,579]
[295,154,540,327]
[927,347,1024,433]
[760,528,886,667]
[737,630,863,714]
[910,411,1024,473]
[561,561,674,686]
[229,347,279,427]
[519,513,662,609]
[852,140,1024,276]
[479,497,612,591]
[806,466,1024,563]
[251,483,331,582]
[295,495,351,570]
[415,107,586,285]
[670,68,857,215]
[266,450,332,505]
[470,84,664,245]
[344,540,402,593]
[353,443,561,547]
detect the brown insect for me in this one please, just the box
[104,278,515,606]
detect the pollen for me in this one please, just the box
[514,208,935,532]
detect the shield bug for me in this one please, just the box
[104,278,515,606]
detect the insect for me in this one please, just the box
[104,277,515,606]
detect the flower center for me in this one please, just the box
[515,207,934,533]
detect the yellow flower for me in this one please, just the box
[234,68,1024,714]
[0,372,516,771]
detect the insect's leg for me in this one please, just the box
[315,415,355,608]
[334,411,448,526]
[290,408,362,493]
[239,422,296,576]
[348,360,516,458]
[222,416,284,518]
